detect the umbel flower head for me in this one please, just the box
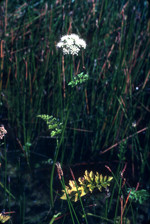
[56,34,86,55]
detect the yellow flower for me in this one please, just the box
[60,170,113,202]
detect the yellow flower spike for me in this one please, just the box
[60,170,113,202]
[89,171,94,181]
[0,213,11,223]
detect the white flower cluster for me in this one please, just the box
[57,34,86,55]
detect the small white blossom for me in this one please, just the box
[132,121,137,127]
[56,34,86,55]
[57,42,63,48]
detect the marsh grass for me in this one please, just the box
[0,0,150,223]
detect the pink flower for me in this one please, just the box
[0,125,7,139]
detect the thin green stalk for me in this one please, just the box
[73,180,88,224]
[50,109,70,206]
[50,138,59,207]
[86,213,114,223]
[114,178,122,223]
[108,164,121,211]
[0,182,15,200]
[61,177,80,224]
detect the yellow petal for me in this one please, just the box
[89,171,94,181]
[78,177,85,185]
[60,194,67,200]
[74,193,79,202]
[95,172,99,183]
[104,176,107,181]
[98,186,102,191]
[85,170,88,176]
[69,180,75,188]
[100,174,103,182]
[84,171,91,182]
[108,176,113,182]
